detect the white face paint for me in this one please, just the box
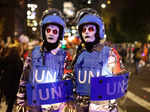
[81,24,96,43]
[45,24,60,43]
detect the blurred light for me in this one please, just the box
[32,27,37,31]
[63,2,75,17]
[134,41,138,44]
[31,7,36,11]
[71,26,76,30]
[61,39,67,45]
[87,0,91,4]
[61,45,66,49]
[72,29,77,34]
[33,4,38,9]
[147,34,150,41]
[101,3,106,8]
[27,22,33,27]
[27,10,32,16]
[104,34,107,38]
[27,22,30,26]
[68,36,75,42]
[33,22,38,26]
[27,4,31,8]
[14,32,18,36]
[66,32,71,37]
[107,0,111,5]
[33,20,38,26]
[63,9,74,17]
[27,12,36,19]
[27,4,38,8]
[27,15,35,19]
[76,26,78,30]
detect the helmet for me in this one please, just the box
[74,8,97,24]
[77,8,105,39]
[40,8,66,40]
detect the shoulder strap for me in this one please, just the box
[101,46,110,64]
[32,46,41,59]
[57,48,67,56]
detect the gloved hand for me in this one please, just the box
[16,81,26,106]
[63,73,74,80]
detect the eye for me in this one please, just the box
[53,29,58,35]
[82,27,86,33]
[88,27,94,32]
[46,28,51,33]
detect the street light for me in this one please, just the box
[87,0,91,4]
[101,3,106,9]
[107,0,111,5]
[27,3,38,33]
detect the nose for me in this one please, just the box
[85,29,90,34]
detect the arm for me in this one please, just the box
[63,51,74,80]
[16,55,32,106]
[108,48,128,75]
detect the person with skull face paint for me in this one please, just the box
[16,9,75,112]
[73,8,128,112]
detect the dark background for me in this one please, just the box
[0,0,150,43]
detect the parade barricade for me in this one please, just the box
[26,80,74,106]
[90,73,129,101]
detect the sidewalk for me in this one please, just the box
[123,63,150,112]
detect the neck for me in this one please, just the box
[44,40,59,52]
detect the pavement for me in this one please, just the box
[0,63,150,112]
[122,63,150,112]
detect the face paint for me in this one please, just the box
[45,24,59,43]
[82,24,96,43]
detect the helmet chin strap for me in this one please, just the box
[84,36,100,52]
[44,40,59,52]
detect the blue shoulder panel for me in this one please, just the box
[32,46,41,59]
[90,73,129,101]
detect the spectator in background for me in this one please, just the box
[2,46,23,112]
[142,43,148,64]
[6,36,12,47]
[118,44,127,64]
[133,47,142,74]
[18,34,30,61]
[0,39,6,107]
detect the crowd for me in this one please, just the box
[113,42,150,74]
[0,35,41,112]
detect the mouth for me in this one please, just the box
[48,37,53,40]
[85,36,90,39]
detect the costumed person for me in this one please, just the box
[16,8,75,112]
[73,8,128,112]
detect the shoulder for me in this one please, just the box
[102,46,111,52]
[31,46,41,58]
[110,48,120,57]
[32,46,41,53]
[57,48,67,56]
